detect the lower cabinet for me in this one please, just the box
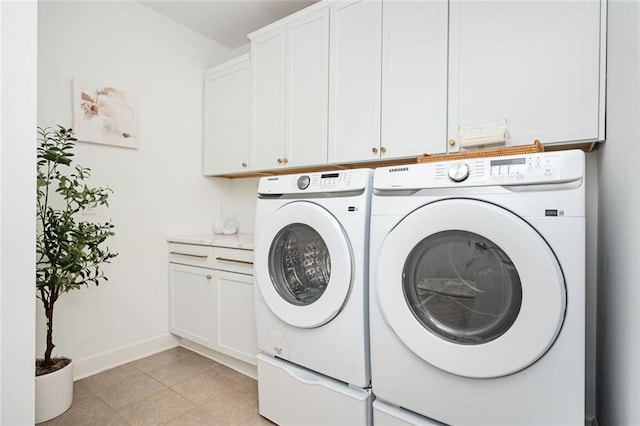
[168,244,257,365]
[215,271,258,365]
[169,263,215,348]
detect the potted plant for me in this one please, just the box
[35,126,117,423]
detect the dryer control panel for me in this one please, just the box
[375,150,584,190]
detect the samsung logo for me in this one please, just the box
[388,167,409,173]
[267,177,279,181]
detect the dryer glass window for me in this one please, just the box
[268,223,331,306]
[403,230,522,344]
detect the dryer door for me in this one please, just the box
[255,201,353,328]
[376,198,566,378]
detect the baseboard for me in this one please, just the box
[72,333,179,380]
[178,338,257,380]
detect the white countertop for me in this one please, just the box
[166,233,254,250]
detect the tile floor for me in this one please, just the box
[40,347,274,425]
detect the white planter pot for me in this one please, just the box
[35,361,73,424]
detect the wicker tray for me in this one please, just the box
[417,140,544,163]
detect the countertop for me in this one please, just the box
[166,233,254,250]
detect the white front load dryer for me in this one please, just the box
[369,150,588,425]
[254,169,373,425]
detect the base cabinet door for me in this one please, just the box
[214,271,258,365]
[447,0,604,151]
[169,263,214,348]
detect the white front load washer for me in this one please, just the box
[369,150,587,425]
[254,169,373,425]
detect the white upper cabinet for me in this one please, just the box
[381,0,448,158]
[447,0,605,152]
[286,8,330,167]
[203,54,250,175]
[250,5,329,170]
[241,0,607,172]
[328,0,382,164]
[250,27,287,170]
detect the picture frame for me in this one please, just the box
[72,80,139,148]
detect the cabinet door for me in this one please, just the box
[250,27,287,170]
[448,0,603,151]
[381,0,448,158]
[328,0,382,163]
[286,7,330,168]
[203,55,250,175]
[169,263,214,348]
[214,271,258,365]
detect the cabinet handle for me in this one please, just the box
[169,251,208,259]
[241,162,247,167]
[216,256,254,265]
[448,139,456,146]
[206,274,212,280]
[283,158,289,164]
[372,147,378,154]
[380,146,387,154]
[277,158,283,164]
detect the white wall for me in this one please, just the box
[37,1,238,375]
[596,0,640,424]
[0,1,37,423]
[585,151,598,420]
[226,177,259,234]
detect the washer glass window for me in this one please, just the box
[269,223,331,306]
[403,230,522,344]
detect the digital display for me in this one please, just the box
[321,173,340,178]
[490,158,526,167]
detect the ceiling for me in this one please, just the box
[139,0,320,49]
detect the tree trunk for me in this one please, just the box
[43,302,55,364]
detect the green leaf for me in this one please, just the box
[36,125,118,359]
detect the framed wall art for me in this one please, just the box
[72,80,139,148]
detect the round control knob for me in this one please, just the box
[448,163,470,182]
[297,175,311,190]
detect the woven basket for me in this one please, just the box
[417,140,544,164]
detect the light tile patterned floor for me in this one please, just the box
[39,347,274,425]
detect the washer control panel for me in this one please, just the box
[258,169,373,195]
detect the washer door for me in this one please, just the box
[376,198,566,378]
[255,201,353,328]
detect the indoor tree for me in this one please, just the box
[36,126,118,375]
